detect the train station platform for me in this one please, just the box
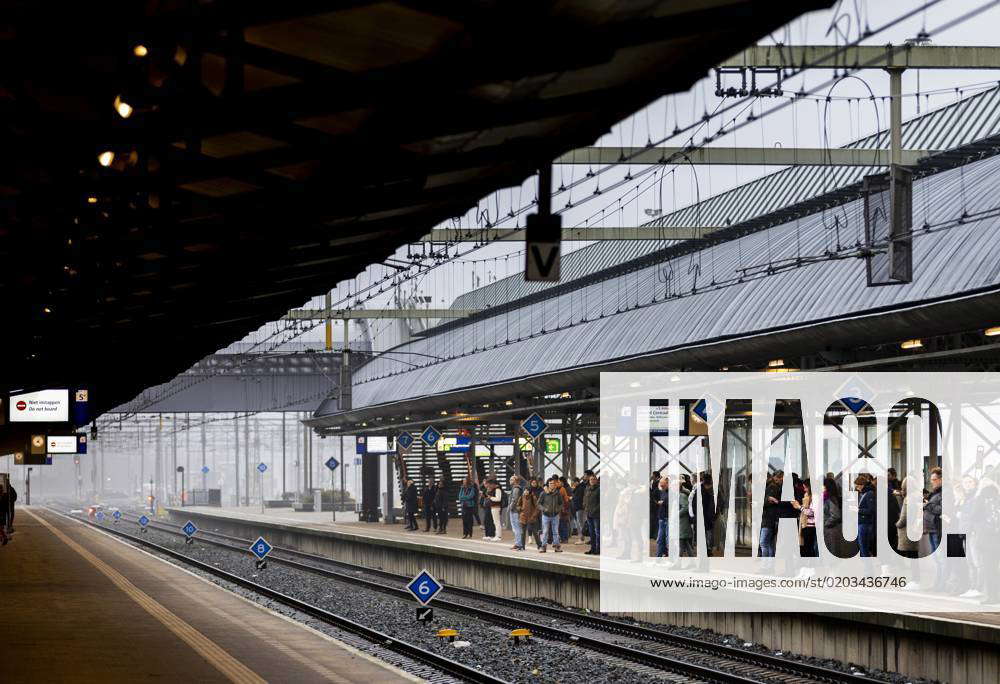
[0,507,416,683]
[168,505,1000,682]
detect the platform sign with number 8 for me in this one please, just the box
[406,569,443,606]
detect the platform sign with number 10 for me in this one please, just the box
[406,568,443,606]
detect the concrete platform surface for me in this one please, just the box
[0,507,416,684]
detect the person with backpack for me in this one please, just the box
[458,477,478,539]
[518,481,541,550]
[571,476,587,544]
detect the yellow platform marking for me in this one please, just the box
[25,509,266,684]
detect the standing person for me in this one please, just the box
[434,479,449,535]
[654,477,669,557]
[486,479,503,541]
[523,477,543,549]
[421,480,437,533]
[856,475,877,556]
[760,473,783,559]
[895,476,922,588]
[519,481,541,550]
[538,478,564,553]
[689,474,717,556]
[571,476,588,544]
[924,467,945,591]
[792,480,818,560]
[886,468,902,496]
[7,482,16,534]
[584,474,600,555]
[402,479,419,531]
[0,477,9,546]
[458,477,478,539]
[678,481,694,557]
[557,476,572,544]
[509,475,525,550]
[823,476,844,558]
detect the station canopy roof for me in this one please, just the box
[311,87,1000,431]
[0,1,830,417]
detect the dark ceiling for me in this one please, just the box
[0,0,830,418]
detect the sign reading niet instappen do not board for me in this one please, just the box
[9,389,70,423]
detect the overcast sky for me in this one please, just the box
[231,0,1000,355]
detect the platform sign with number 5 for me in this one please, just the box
[406,568,443,606]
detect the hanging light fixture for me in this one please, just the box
[986,326,1000,337]
[900,339,923,350]
[133,44,148,57]
[113,95,133,119]
[97,151,115,167]
[768,359,784,368]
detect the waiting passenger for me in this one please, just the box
[434,479,449,535]
[485,479,503,541]
[403,479,419,531]
[509,475,524,550]
[0,479,8,545]
[519,480,542,550]
[924,467,945,591]
[584,474,600,555]
[571,476,588,544]
[458,477,478,539]
[538,477,564,553]
[856,475,877,558]
[654,477,669,557]
[677,480,694,557]
[421,481,437,533]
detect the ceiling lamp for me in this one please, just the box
[97,151,115,167]
[767,359,784,368]
[504,400,514,406]
[986,326,1000,337]
[900,339,923,350]
[86,196,97,204]
[133,44,148,58]
[113,95,133,119]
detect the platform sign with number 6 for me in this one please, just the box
[406,569,443,606]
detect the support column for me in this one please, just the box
[201,413,207,491]
[888,67,904,166]
[233,413,239,507]
[244,414,250,506]
[281,412,287,497]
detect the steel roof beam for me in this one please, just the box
[421,227,722,242]
[284,308,479,320]
[556,147,936,166]
[720,45,1000,70]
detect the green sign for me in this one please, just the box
[544,437,561,454]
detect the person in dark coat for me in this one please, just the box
[433,479,449,534]
[421,481,438,532]
[689,474,717,555]
[402,479,419,531]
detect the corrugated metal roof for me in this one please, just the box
[342,150,1000,412]
[451,86,1000,312]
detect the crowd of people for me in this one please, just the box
[401,471,601,554]
[397,462,1000,603]
[0,476,17,546]
[753,465,1000,603]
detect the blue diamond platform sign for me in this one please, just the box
[112,510,122,522]
[201,465,209,474]
[250,536,272,561]
[420,426,441,448]
[406,568,443,606]
[138,514,150,528]
[521,412,548,439]
[257,462,267,474]
[397,431,415,451]
[182,520,198,538]
[95,510,105,522]
[841,397,868,414]
[325,456,339,472]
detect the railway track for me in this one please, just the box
[100,510,885,684]
[51,508,503,684]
